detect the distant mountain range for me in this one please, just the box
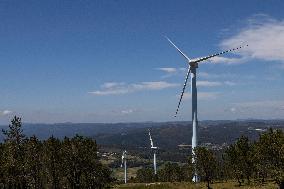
[0,122,162,142]
[1,120,283,148]
[94,120,284,150]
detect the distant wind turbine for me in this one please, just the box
[149,130,158,175]
[121,150,127,184]
[166,36,247,182]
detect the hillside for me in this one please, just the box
[95,120,284,149]
[1,120,283,149]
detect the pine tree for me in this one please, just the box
[43,136,63,189]
[24,135,44,188]
[2,116,27,188]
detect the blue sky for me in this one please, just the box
[0,0,284,124]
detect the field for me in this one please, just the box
[113,166,142,180]
[114,181,277,189]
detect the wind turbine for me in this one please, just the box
[121,150,127,184]
[148,130,158,175]
[165,36,246,182]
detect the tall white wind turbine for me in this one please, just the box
[121,150,127,184]
[149,130,158,175]
[166,36,246,182]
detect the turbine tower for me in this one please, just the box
[149,130,158,175]
[166,36,246,182]
[121,150,127,184]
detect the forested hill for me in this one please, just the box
[94,120,284,150]
[0,122,168,141]
[0,120,283,147]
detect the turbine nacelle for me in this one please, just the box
[121,150,127,167]
[189,62,198,68]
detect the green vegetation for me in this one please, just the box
[0,116,113,188]
[124,128,284,189]
[0,116,283,189]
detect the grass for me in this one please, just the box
[113,166,142,180]
[114,181,278,189]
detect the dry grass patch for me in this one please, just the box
[114,181,277,189]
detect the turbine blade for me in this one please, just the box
[195,45,248,63]
[175,66,191,117]
[165,36,191,62]
[149,130,154,147]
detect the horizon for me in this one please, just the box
[1,118,284,126]
[0,1,284,124]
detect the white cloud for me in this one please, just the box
[199,72,236,79]
[199,71,256,82]
[156,67,187,78]
[219,15,284,64]
[224,81,236,86]
[121,109,134,115]
[183,92,219,100]
[156,67,178,73]
[230,107,236,113]
[233,100,284,109]
[227,100,284,118]
[0,110,13,116]
[208,56,247,64]
[197,81,222,87]
[102,82,125,89]
[89,78,232,96]
[89,81,179,96]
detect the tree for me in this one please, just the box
[158,162,183,182]
[23,135,44,188]
[0,116,114,188]
[180,162,194,182]
[255,129,284,188]
[62,135,113,188]
[224,136,255,186]
[43,136,63,189]
[0,143,5,187]
[193,147,217,189]
[136,168,155,183]
[224,144,243,186]
[2,116,27,188]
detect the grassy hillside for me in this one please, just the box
[114,181,277,189]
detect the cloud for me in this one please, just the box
[89,81,179,96]
[233,100,284,109]
[0,110,13,116]
[230,107,236,113]
[224,81,236,86]
[183,92,219,100]
[208,56,247,64]
[227,100,284,118]
[219,15,284,64]
[199,72,235,79]
[101,82,125,89]
[199,72,256,83]
[121,109,135,115]
[197,81,222,87]
[197,80,235,87]
[156,67,186,78]
[156,67,178,73]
